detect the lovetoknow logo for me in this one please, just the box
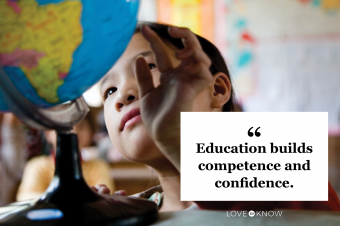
[226,210,283,217]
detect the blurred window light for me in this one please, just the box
[138,0,157,22]
[83,83,103,107]
[157,0,214,43]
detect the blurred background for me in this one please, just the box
[1,0,339,205]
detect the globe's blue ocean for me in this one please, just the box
[0,0,139,112]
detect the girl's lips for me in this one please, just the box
[120,108,141,131]
[124,115,142,130]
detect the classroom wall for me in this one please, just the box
[215,0,340,132]
[215,1,340,192]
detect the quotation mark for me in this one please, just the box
[248,127,261,137]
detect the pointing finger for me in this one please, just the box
[141,25,174,72]
[168,26,201,49]
[135,56,155,98]
[176,45,211,67]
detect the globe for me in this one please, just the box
[0,0,139,111]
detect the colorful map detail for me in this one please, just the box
[0,0,83,104]
[0,0,139,112]
[0,48,45,70]
[7,0,21,13]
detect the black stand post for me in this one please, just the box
[0,133,158,225]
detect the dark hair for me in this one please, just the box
[135,22,235,112]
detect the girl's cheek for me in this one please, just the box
[104,100,118,133]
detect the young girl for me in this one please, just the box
[97,22,340,212]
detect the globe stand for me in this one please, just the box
[0,67,158,225]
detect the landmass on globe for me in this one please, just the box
[0,0,83,104]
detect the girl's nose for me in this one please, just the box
[115,88,138,111]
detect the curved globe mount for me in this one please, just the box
[0,67,158,225]
[0,67,89,132]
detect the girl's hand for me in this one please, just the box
[90,184,111,195]
[91,184,128,196]
[114,190,128,196]
[135,25,212,172]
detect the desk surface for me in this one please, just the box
[152,210,340,226]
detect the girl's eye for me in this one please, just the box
[148,63,156,70]
[104,87,117,100]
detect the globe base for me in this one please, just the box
[0,133,158,226]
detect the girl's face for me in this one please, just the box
[100,33,212,164]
